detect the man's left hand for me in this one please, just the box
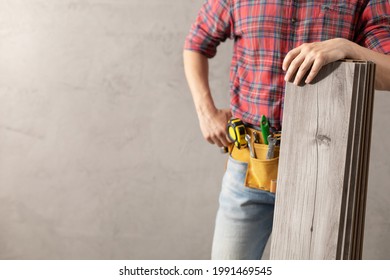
[283,38,353,85]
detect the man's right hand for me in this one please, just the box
[198,108,232,148]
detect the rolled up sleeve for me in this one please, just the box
[184,0,234,58]
[355,0,390,54]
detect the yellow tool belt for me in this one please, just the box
[229,127,280,193]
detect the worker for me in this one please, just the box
[183,0,390,259]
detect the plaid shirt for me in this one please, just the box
[184,0,390,130]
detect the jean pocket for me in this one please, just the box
[224,155,248,187]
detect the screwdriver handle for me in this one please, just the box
[260,115,270,145]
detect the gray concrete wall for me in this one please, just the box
[0,0,388,260]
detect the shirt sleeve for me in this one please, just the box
[355,0,390,54]
[184,0,234,58]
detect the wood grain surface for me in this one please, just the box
[270,61,375,259]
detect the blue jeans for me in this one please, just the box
[211,156,275,260]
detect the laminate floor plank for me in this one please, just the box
[348,62,368,259]
[356,62,376,259]
[339,63,364,259]
[270,61,375,260]
[271,62,356,259]
[352,62,368,259]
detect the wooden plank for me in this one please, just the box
[337,62,363,259]
[351,62,369,259]
[270,73,321,259]
[271,61,375,259]
[349,61,374,259]
[270,62,356,259]
[337,61,375,260]
[343,62,368,259]
[356,61,376,259]
[309,62,357,260]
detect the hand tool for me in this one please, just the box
[220,147,228,153]
[266,135,277,159]
[245,134,256,158]
[260,115,270,145]
[227,118,247,149]
[253,131,260,144]
[273,132,282,146]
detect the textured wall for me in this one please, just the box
[0,0,388,260]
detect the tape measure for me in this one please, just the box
[227,118,247,149]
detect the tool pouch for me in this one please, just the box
[229,130,280,193]
[245,143,279,193]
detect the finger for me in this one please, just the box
[284,54,305,83]
[293,56,315,85]
[206,136,215,145]
[305,56,326,84]
[226,134,233,143]
[215,128,230,147]
[283,47,302,71]
[212,136,224,148]
[220,133,231,147]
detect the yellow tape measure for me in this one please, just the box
[227,118,247,149]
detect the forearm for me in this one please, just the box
[183,49,232,147]
[347,41,390,91]
[183,50,217,117]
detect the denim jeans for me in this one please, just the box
[211,156,275,260]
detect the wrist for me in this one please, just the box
[342,38,362,60]
[195,99,217,119]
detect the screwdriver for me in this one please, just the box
[260,115,270,145]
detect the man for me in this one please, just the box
[183,0,390,259]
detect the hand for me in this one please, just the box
[283,38,352,85]
[198,108,232,147]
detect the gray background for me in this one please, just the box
[0,0,388,260]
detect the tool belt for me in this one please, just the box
[229,126,280,193]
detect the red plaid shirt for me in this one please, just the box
[184,0,390,130]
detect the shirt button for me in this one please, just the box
[291,18,297,23]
